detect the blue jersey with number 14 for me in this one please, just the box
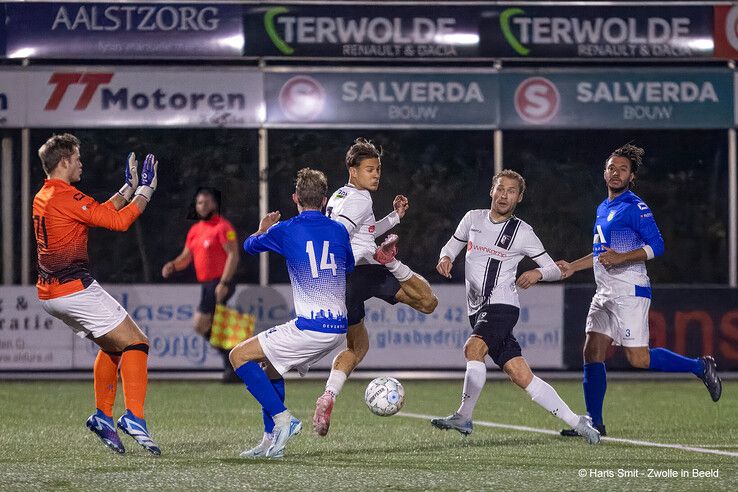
[243,210,355,334]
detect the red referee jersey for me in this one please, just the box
[185,215,237,282]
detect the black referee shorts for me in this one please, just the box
[198,279,236,315]
[469,304,522,368]
[346,264,401,326]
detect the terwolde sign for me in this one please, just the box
[244,4,483,58]
[480,5,713,59]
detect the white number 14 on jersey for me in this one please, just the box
[305,240,337,278]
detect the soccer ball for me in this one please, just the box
[364,377,405,416]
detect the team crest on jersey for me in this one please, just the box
[607,210,617,221]
[499,234,511,246]
[334,190,348,199]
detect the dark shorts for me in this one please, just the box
[346,264,401,326]
[469,304,522,369]
[198,279,236,315]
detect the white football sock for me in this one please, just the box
[456,360,486,419]
[325,369,348,397]
[525,375,579,427]
[385,259,413,282]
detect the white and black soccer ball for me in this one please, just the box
[364,377,405,416]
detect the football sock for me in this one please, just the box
[456,360,486,419]
[93,350,120,417]
[235,361,287,418]
[648,348,704,376]
[263,378,286,434]
[119,343,149,419]
[326,369,348,397]
[525,376,579,428]
[583,362,607,426]
[385,259,413,282]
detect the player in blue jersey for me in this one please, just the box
[558,144,722,438]
[229,168,354,459]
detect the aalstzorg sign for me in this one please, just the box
[5,2,245,58]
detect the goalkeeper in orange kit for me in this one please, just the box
[33,133,160,455]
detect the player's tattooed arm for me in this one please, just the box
[597,246,647,269]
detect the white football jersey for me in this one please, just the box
[440,209,561,315]
[326,184,399,265]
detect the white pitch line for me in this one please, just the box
[685,445,738,449]
[398,412,738,458]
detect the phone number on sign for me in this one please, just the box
[365,306,467,325]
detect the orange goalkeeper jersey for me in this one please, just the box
[33,179,142,300]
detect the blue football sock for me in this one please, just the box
[583,362,607,426]
[263,378,286,433]
[649,348,704,376]
[235,361,287,418]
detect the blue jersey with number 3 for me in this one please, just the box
[244,210,354,333]
[592,190,664,298]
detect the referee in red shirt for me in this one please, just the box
[162,187,240,381]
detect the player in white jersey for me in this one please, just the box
[430,170,600,444]
[559,144,721,438]
[313,138,438,436]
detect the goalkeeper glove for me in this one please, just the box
[117,152,138,201]
[134,154,158,201]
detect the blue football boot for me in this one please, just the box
[116,410,161,456]
[86,409,125,454]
